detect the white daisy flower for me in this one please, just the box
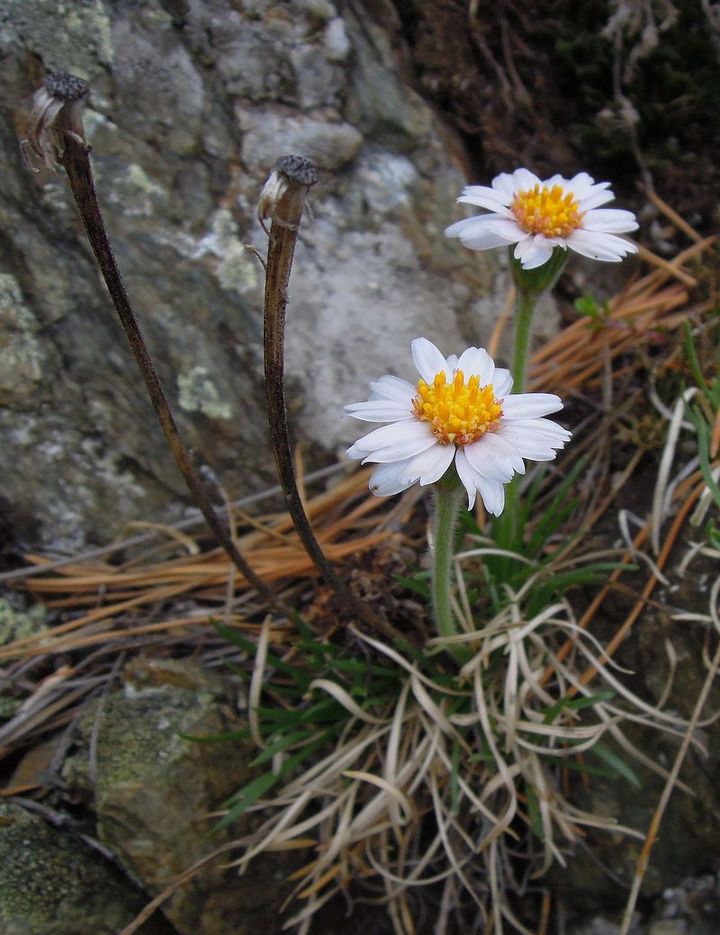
[445,168,639,270]
[346,338,571,516]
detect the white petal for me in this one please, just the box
[497,424,567,461]
[458,190,513,215]
[444,354,459,373]
[473,433,525,474]
[476,475,506,516]
[491,173,516,198]
[459,227,522,251]
[581,208,638,233]
[368,375,416,404]
[411,337,447,383]
[348,419,430,456]
[464,434,520,482]
[496,435,564,461]
[512,168,542,191]
[566,229,637,261]
[562,173,604,199]
[506,417,572,441]
[461,217,525,244]
[502,393,563,419]
[403,443,455,486]
[456,346,494,384]
[444,217,486,238]
[369,461,415,497]
[344,400,414,422]
[461,183,513,207]
[577,189,616,211]
[543,173,568,190]
[454,447,479,510]
[365,433,439,463]
[515,235,556,270]
[492,368,513,397]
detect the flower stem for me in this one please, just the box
[496,286,538,550]
[431,480,464,652]
[510,287,536,395]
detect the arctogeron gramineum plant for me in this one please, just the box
[346,338,570,646]
[347,167,638,650]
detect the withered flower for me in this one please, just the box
[25,71,88,171]
[257,154,318,226]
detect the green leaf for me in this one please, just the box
[542,691,615,725]
[683,320,710,397]
[394,573,431,600]
[213,621,312,690]
[591,743,641,788]
[215,771,279,831]
[527,456,589,557]
[250,730,313,767]
[692,409,720,510]
[526,786,544,840]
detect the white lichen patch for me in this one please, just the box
[108,163,168,216]
[64,0,114,68]
[0,274,47,401]
[191,209,258,294]
[177,366,232,420]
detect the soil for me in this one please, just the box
[375,0,720,231]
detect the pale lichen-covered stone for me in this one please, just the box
[61,658,297,934]
[0,0,557,548]
[0,802,172,935]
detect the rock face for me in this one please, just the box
[0,0,554,550]
[0,801,174,935]
[61,657,296,935]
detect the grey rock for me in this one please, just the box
[649,922,687,935]
[0,273,49,403]
[239,109,364,172]
[0,0,556,549]
[0,802,172,935]
[62,657,296,935]
[570,915,643,935]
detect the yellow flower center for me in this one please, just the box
[511,183,584,239]
[413,370,502,446]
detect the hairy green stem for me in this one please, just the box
[495,287,537,551]
[510,287,536,396]
[431,481,464,649]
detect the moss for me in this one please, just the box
[65,682,219,791]
[0,597,46,648]
[0,803,169,935]
[0,696,21,719]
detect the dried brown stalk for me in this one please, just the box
[25,71,277,608]
[260,155,403,643]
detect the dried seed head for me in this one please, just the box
[274,155,319,188]
[257,154,318,223]
[25,71,89,171]
[44,72,89,102]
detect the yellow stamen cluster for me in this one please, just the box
[413,370,502,446]
[511,183,583,239]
